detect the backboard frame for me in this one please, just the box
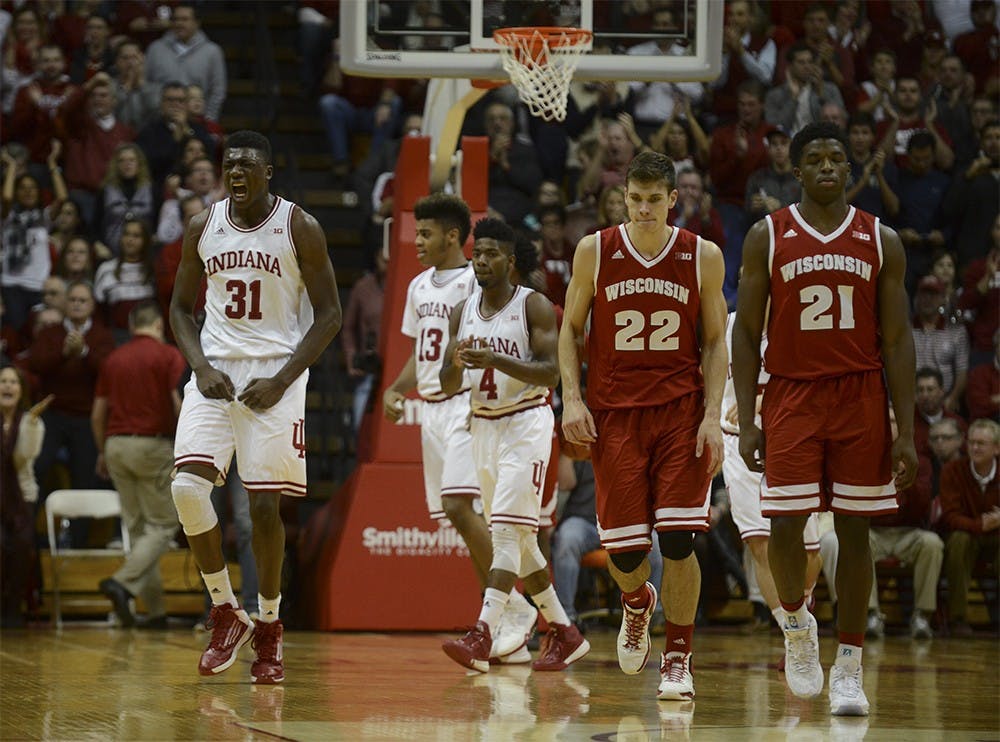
[340,1,723,83]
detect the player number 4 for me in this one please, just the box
[799,284,855,330]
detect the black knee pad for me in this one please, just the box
[609,549,647,574]
[658,530,695,560]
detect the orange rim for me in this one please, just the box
[493,26,593,53]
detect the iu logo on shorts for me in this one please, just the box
[292,419,306,459]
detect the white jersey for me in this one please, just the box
[721,311,769,435]
[458,285,549,417]
[401,264,475,400]
[199,197,311,360]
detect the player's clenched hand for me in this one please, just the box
[239,377,288,410]
[452,337,476,369]
[562,397,597,445]
[383,389,405,422]
[739,425,765,473]
[457,338,495,369]
[196,366,235,401]
[891,435,919,491]
[696,417,724,477]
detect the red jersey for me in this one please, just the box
[764,205,884,380]
[587,224,703,410]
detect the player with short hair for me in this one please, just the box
[733,121,917,716]
[439,217,589,672]
[170,129,343,684]
[382,194,537,660]
[559,150,729,700]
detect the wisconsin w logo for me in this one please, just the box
[292,418,306,459]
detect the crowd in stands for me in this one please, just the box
[0,0,996,632]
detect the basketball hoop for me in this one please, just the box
[492,27,593,122]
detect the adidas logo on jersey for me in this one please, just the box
[783,228,798,238]
[612,249,625,259]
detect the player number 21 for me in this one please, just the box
[614,309,680,351]
[799,284,855,330]
[225,279,263,320]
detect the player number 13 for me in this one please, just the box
[799,284,855,330]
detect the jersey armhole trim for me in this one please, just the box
[765,214,775,276]
[592,230,601,293]
[874,216,884,271]
[287,202,299,261]
[695,236,703,293]
[195,202,216,262]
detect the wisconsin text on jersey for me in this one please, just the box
[778,253,873,283]
[204,249,283,277]
[604,277,690,304]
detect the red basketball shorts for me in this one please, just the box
[761,369,896,518]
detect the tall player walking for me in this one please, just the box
[733,121,917,716]
[381,194,538,660]
[559,151,728,700]
[439,217,589,673]
[170,130,342,684]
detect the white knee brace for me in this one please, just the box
[519,530,547,579]
[171,472,218,536]
[491,523,523,575]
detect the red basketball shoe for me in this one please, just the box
[198,604,254,676]
[251,619,285,684]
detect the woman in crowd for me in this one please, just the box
[93,143,155,255]
[1,144,66,332]
[52,235,97,284]
[93,218,155,339]
[0,365,50,628]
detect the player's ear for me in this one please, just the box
[265,164,273,180]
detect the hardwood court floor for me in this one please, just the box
[0,624,996,741]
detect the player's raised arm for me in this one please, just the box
[733,218,771,472]
[439,297,468,397]
[877,222,918,490]
[558,233,598,445]
[696,239,728,475]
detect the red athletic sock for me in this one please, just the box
[838,631,864,648]
[780,597,805,612]
[622,583,651,610]
[665,621,694,656]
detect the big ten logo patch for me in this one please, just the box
[393,398,425,426]
[292,418,306,458]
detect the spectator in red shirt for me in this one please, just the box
[966,330,999,422]
[25,280,114,501]
[915,365,968,464]
[953,0,1000,96]
[536,204,576,308]
[940,418,1000,636]
[708,79,771,302]
[877,76,955,172]
[155,194,207,338]
[93,301,185,628]
[673,167,725,248]
[6,44,75,172]
[959,231,1000,366]
[68,12,114,85]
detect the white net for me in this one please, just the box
[494,28,592,123]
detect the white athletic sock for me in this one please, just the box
[478,588,509,637]
[202,568,238,608]
[771,607,784,628]
[835,643,863,666]
[532,584,571,626]
[782,602,811,631]
[507,588,530,609]
[258,593,281,623]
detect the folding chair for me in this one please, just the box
[45,489,131,628]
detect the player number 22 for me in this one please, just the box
[799,284,855,330]
[614,309,680,351]
[225,279,263,320]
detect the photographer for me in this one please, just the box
[342,250,386,433]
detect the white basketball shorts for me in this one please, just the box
[421,391,479,520]
[174,356,308,496]
[470,405,554,532]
